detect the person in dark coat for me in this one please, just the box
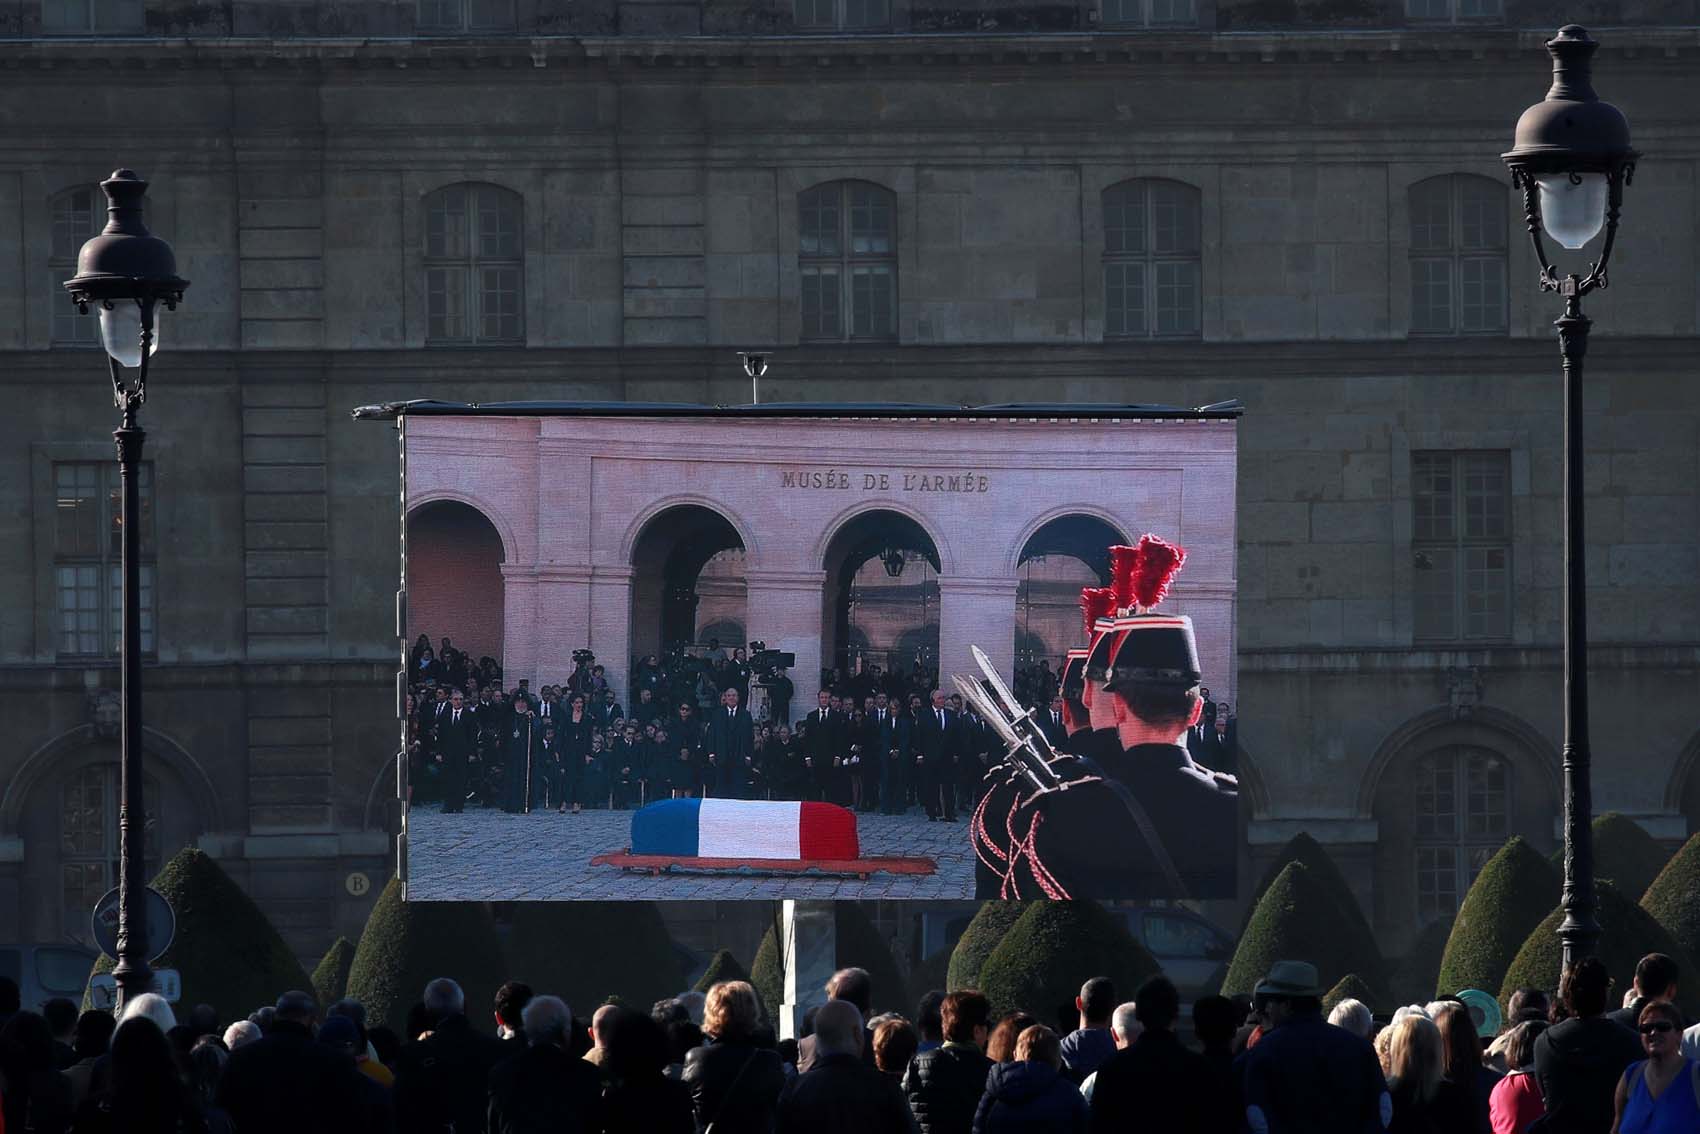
[75,1017,209,1134]
[432,690,477,814]
[903,989,993,1134]
[972,1024,1088,1134]
[681,981,786,1134]
[599,1007,694,1134]
[608,721,648,808]
[559,694,592,812]
[799,689,843,803]
[0,1010,75,1134]
[1087,977,1208,1134]
[1532,956,1646,1134]
[315,1016,393,1134]
[1606,953,1682,1032]
[392,979,513,1134]
[485,996,602,1134]
[777,1001,912,1134]
[500,694,541,813]
[915,689,961,822]
[1240,961,1389,1134]
[215,991,366,1134]
[705,687,757,799]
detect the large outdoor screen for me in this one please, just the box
[394,405,1241,902]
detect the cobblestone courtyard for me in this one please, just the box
[406,806,975,900]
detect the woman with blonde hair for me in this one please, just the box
[1386,1014,1474,1134]
[682,981,785,1134]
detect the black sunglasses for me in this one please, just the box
[1640,1022,1676,1035]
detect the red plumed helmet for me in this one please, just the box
[1129,533,1186,610]
[1079,587,1116,637]
[1108,545,1142,611]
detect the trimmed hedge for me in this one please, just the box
[1241,834,1385,990]
[1642,833,1700,964]
[1436,837,1559,999]
[947,902,1029,992]
[345,879,507,1036]
[1223,862,1382,1003]
[1551,814,1672,902]
[751,924,782,1025]
[1324,974,1377,1014]
[694,949,750,994]
[87,847,312,1022]
[978,901,1159,1019]
[311,936,357,1009]
[505,902,680,1018]
[1499,880,1700,1018]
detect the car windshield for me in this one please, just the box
[36,947,95,995]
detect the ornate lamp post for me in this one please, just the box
[1502,28,1637,969]
[63,170,189,1008]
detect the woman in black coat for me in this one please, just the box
[559,694,592,813]
[601,1010,695,1134]
[682,982,785,1134]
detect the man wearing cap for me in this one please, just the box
[1240,961,1389,1134]
[990,536,1238,899]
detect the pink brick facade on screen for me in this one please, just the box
[405,414,1238,711]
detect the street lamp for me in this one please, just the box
[62,169,189,1009]
[1502,27,1636,969]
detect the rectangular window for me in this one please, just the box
[850,266,894,338]
[1412,451,1511,642]
[800,267,841,339]
[842,0,888,28]
[42,0,143,31]
[53,462,155,658]
[1104,263,1147,338]
[1153,260,1200,336]
[479,267,523,342]
[1410,258,1453,334]
[1458,257,1506,334]
[419,0,514,29]
[427,268,468,342]
[796,0,886,28]
[1103,0,1195,25]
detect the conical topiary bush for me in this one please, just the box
[694,949,750,994]
[312,936,357,1008]
[948,902,1029,991]
[978,901,1159,1019]
[1240,834,1386,991]
[345,879,508,1036]
[1437,837,1559,999]
[1591,813,1673,901]
[87,847,313,1022]
[1324,973,1377,1014]
[1642,833,1700,964]
[505,902,681,1019]
[1222,862,1383,1003]
[1500,880,1700,1019]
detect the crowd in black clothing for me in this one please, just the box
[5,944,1690,1134]
[407,635,1168,819]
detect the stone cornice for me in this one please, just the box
[6,337,1700,387]
[2,26,1699,70]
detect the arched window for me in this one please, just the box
[1413,746,1509,921]
[423,183,524,345]
[1102,179,1202,339]
[798,181,896,342]
[51,186,102,346]
[1409,175,1507,335]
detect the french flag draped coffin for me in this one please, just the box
[630,799,860,862]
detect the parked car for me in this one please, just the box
[0,942,99,1013]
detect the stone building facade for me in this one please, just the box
[2,0,1698,963]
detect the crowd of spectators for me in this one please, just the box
[405,635,1237,817]
[2,944,1693,1133]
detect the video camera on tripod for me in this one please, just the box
[747,640,795,676]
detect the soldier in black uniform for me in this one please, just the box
[976,536,1238,900]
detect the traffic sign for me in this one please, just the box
[88,967,180,1008]
[91,886,176,963]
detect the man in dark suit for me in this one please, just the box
[609,721,648,808]
[433,690,477,814]
[799,688,841,803]
[393,979,513,1134]
[1039,694,1069,751]
[706,686,757,799]
[870,693,904,815]
[915,688,960,821]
